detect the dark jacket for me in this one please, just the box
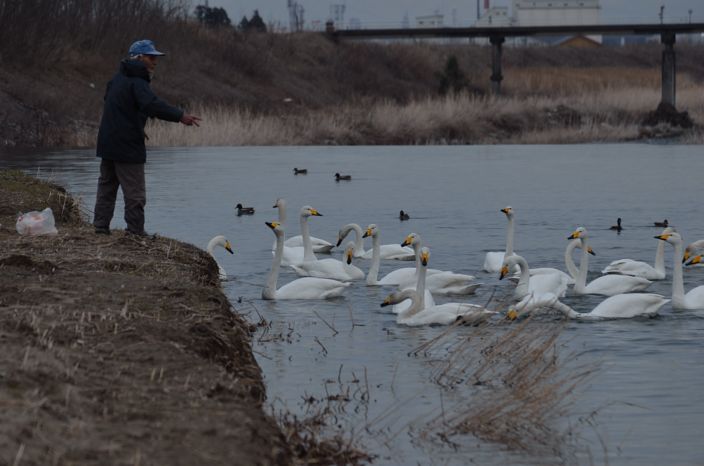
[96,59,183,163]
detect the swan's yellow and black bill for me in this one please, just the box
[224,240,234,254]
[381,296,393,307]
[506,309,518,321]
[345,249,353,264]
[588,247,596,256]
[362,228,372,238]
[401,234,413,247]
[686,255,702,266]
[310,209,322,216]
[654,234,671,241]
[265,221,280,230]
[567,230,581,240]
[501,207,512,215]
[420,250,429,266]
[336,237,343,247]
[499,265,510,280]
[683,249,691,263]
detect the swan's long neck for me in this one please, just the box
[366,233,381,285]
[277,201,287,224]
[300,215,315,262]
[341,224,364,254]
[505,215,515,256]
[416,258,427,309]
[413,240,422,272]
[206,238,217,255]
[575,237,590,293]
[513,256,530,297]
[564,239,579,280]
[396,290,421,318]
[263,233,283,299]
[671,240,685,308]
[653,238,666,274]
[554,301,580,319]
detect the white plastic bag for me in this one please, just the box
[16,207,58,236]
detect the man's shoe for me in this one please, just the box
[125,229,148,237]
[95,227,111,235]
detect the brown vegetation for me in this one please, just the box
[1,0,703,148]
[0,170,370,465]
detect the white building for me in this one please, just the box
[511,0,600,27]
[476,7,511,27]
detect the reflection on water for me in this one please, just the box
[2,144,704,465]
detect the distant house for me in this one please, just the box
[510,0,602,44]
[415,14,443,28]
[556,35,602,47]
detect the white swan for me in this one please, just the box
[655,231,704,309]
[529,238,594,285]
[262,222,349,300]
[372,232,443,286]
[388,246,435,314]
[274,198,334,254]
[290,229,365,282]
[483,206,516,273]
[336,223,415,261]
[382,289,495,326]
[683,239,704,265]
[601,227,673,280]
[500,254,569,299]
[511,291,668,320]
[206,235,234,280]
[568,227,651,296]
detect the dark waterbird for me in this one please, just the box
[399,210,410,221]
[610,218,623,232]
[235,203,255,216]
[654,219,668,227]
[335,173,351,181]
[293,167,307,175]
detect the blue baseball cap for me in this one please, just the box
[128,39,165,56]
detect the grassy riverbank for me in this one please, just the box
[1,0,703,148]
[0,170,372,465]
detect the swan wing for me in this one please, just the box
[602,259,663,280]
[584,275,652,296]
[587,293,668,319]
[529,272,569,298]
[291,258,364,281]
[483,251,505,273]
[285,235,334,253]
[275,277,350,300]
[684,286,704,309]
[530,267,574,285]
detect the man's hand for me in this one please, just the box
[180,114,201,127]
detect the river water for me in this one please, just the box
[2,144,703,465]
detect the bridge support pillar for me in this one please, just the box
[661,31,676,107]
[490,35,505,95]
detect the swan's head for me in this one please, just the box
[401,232,420,248]
[420,247,430,266]
[273,198,286,209]
[343,241,356,264]
[655,231,681,246]
[363,224,378,238]
[209,235,234,254]
[300,206,322,217]
[499,255,520,279]
[685,255,702,266]
[567,227,587,240]
[501,206,513,218]
[336,224,355,246]
[381,290,417,307]
[266,221,284,237]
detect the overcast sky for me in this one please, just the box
[212,0,702,29]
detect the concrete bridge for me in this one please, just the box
[326,22,704,108]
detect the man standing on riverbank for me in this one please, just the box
[93,39,200,236]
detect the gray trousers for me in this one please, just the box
[93,158,146,234]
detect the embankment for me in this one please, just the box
[0,170,293,465]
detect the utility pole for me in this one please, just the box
[659,5,664,24]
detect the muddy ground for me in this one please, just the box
[0,170,296,465]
